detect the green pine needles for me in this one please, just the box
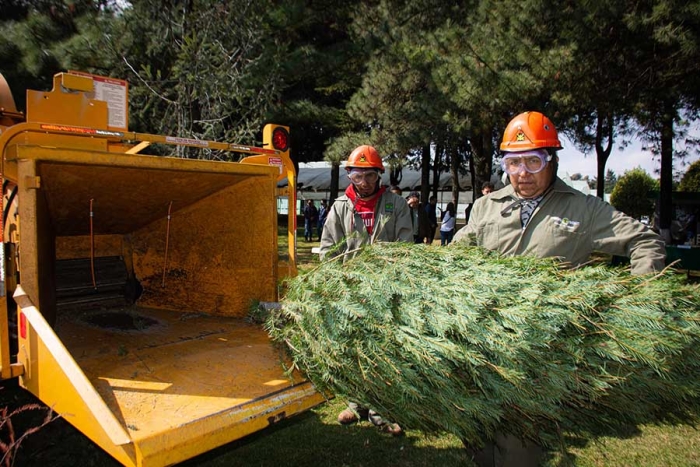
[264,243,700,448]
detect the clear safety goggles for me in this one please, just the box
[348,169,380,184]
[500,150,552,175]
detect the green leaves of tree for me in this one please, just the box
[611,167,659,220]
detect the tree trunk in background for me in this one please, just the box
[389,165,403,188]
[421,144,430,202]
[595,111,613,200]
[431,144,440,199]
[658,102,675,243]
[450,144,461,206]
[329,161,340,206]
[471,126,493,198]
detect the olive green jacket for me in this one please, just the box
[453,178,666,275]
[319,191,413,261]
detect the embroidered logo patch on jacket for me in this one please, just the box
[551,216,580,232]
[385,203,394,213]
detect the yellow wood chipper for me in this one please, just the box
[0,71,324,466]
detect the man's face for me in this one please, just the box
[407,196,419,209]
[481,186,493,196]
[508,156,556,198]
[348,169,379,197]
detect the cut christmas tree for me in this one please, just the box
[264,243,700,448]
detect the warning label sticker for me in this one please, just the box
[268,156,284,174]
[92,76,128,130]
[68,71,128,130]
[165,136,209,147]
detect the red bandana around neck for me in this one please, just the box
[345,185,386,235]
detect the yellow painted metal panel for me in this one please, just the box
[13,144,276,175]
[26,91,109,132]
[17,276,328,467]
[15,287,137,466]
[135,383,324,466]
[61,72,94,92]
[13,146,274,235]
[131,175,278,316]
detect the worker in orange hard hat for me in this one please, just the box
[454,110,663,273]
[319,144,412,437]
[453,111,665,466]
[320,145,412,261]
[343,144,385,198]
[498,111,562,199]
[319,143,412,258]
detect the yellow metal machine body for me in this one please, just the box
[0,72,320,466]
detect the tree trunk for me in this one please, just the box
[432,143,440,199]
[658,102,675,242]
[450,144,461,206]
[329,161,340,206]
[471,126,493,198]
[389,164,403,188]
[421,144,430,202]
[595,111,613,200]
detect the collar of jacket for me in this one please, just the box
[496,178,578,216]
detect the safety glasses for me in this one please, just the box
[348,170,380,184]
[500,150,552,175]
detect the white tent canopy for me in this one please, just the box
[278,162,474,192]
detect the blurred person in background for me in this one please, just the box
[425,195,438,244]
[440,202,456,246]
[406,191,431,244]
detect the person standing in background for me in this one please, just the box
[466,183,495,225]
[303,199,318,242]
[407,191,431,244]
[440,202,456,246]
[317,200,328,241]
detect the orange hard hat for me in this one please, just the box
[500,111,562,152]
[346,145,385,173]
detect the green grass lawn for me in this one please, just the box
[182,398,470,467]
[180,398,700,467]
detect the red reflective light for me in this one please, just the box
[20,312,26,339]
[272,127,289,151]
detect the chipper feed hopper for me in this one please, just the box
[0,71,324,466]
